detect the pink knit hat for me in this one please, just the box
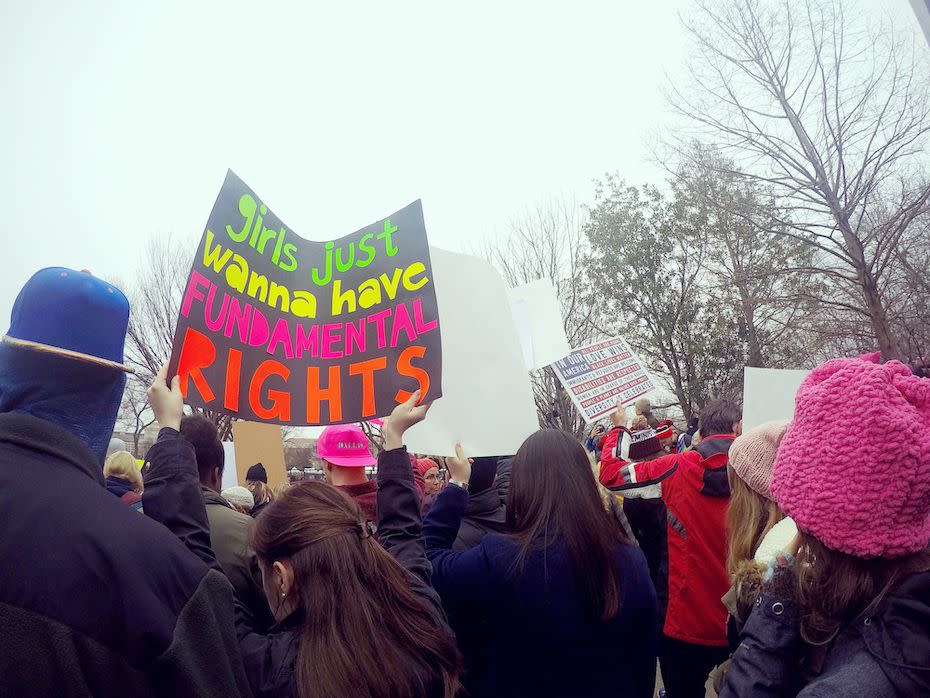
[771,358,930,558]
[729,420,789,500]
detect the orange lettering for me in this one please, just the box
[224,348,242,411]
[177,328,216,403]
[349,357,387,418]
[248,360,291,421]
[306,366,342,423]
[395,345,429,403]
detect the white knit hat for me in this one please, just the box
[222,486,254,512]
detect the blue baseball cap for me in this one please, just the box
[2,267,133,372]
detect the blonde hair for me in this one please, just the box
[726,467,782,577]
[104,451,143,494]
[247,480,275,507]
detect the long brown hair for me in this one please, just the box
[506,429,626,622]
[252,481,462,698]
[796,534,930,645]
[726,467,783,577]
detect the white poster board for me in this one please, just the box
[552,336,657,424]
[507,278,571,370]
[221,441,238,489]
[742,367,810,431]
[403,247,540,457]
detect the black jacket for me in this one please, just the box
[0,413,251,698]
[721,569,930,697]
[144,435,451,698]
[453,459,509,551]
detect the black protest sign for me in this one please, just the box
[168,170,442,425]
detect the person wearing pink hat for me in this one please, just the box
[317,423,378,523]
[721,357,930,697]
[706,420,791,695]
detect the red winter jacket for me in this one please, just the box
[600,434,734,647]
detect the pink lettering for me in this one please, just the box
[180,270,210,317]
[248,308,270,346]
[205,283,230,332]
[224,297,252,342]
[346,318,366,355]
[267,318,295,359]
[295,324,319,359]
[389,302,416,347]
[368,309,391,349]
[321,323,344,359]
[413,297,438,334]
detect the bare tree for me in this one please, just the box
[124,234,234,440]
[116,375,156,456]
[673,145,825,368]
[479,196,595,437]
[673,0,930,361]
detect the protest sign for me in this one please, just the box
[742,367,810,431]
[403,248,540,457]
[168,171,442,426]
[232,420,287,491]
[507,278,571,371]
[552,337,657,423]
[220,442,238,490]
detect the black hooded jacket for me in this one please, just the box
[0,413,251,698]
[453,458,510,551]
[721,569,930,697]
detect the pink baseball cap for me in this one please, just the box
[317,424,376,467]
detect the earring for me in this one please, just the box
[281,592,286,599]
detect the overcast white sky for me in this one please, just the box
[0,0,919,322]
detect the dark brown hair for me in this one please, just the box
[699,398,742,436]
[505,429,626,621]
[179,414,224,483]
[796,533,930,645]
[252,481,462,698]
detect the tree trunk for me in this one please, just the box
[860,273,902,361]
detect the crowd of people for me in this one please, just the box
[1,266,928,698]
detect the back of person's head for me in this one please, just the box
[468,456,499,495]
[771,357,930,641]
[252,481,462,698]
[629,415,649,432]
[247,479,274,508]
[103,450,143,494]
[179,414,224,487]
[726,421,789,577]
[634,397,652,416]
[222,485,254,513]
[506,429,624,621]
[0,268,132,464]
[106,437,127,458]
[246,462,268,483]
[698,398,742,436]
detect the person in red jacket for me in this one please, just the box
[600,398,742,698]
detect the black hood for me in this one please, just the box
[105,475,135,498]
[864,570,930,695]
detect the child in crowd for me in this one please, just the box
[722,358,930,696]
[103,450,144,512]
[601,398,741,698]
